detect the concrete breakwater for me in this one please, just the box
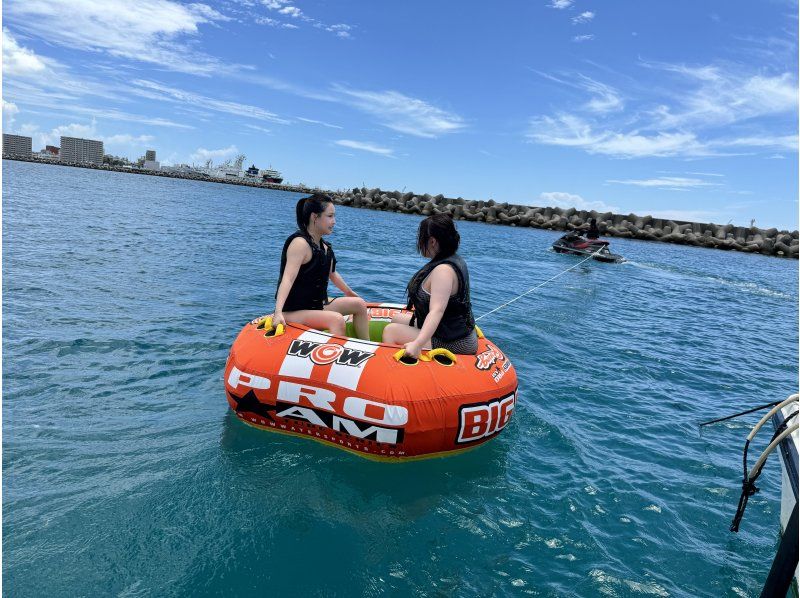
[333,187,799,259]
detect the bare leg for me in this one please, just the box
[324,297,370,340]
[382,322,431,349]
[391,312,413,326]
[282,309,346,335]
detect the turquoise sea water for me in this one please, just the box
[4,159,798,597]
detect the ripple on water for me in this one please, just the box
[3,161,797,597]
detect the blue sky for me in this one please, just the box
[3,0,798,228]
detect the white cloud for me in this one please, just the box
[245,124,273,134]
[573,34,595,42]
[572,11,595,24]
[130,79,290,124]
[256,16,298,28]
[532,71,624,114]
[3,100,20,129]
[325,24,352,38]
[539,191,619,212]
[334,85,465,138]
[713,134,798,151]
[5,92,194,129]
[297,117,343,129]
[592,132,705,157]
[607,177,721,190]
[528,114,597,148]
[335,140,394,156]
[187,3,232,22]
[18,123,40,138]
[549,0,573,8]
[85,108,193,129]
[314,23,353,38]
[527,114,709,157]
[2,27,48,76]
[686,171,724,177]
[5,0,236,75]
[580,77,623,113]
[643,62,798,128]
[48,122,98,142]
[526,60,798,159]
[191,145,240,163]
[3,29,138,106]
[262,0,289,9]
[260,0,352,37]
[278,5,302,17]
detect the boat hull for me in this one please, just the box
[552,238,624,263]
[773,401,799,596]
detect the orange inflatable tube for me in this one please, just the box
[224,303,517,460]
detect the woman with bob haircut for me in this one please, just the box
[383,213,478,357]
[273,193,370,339]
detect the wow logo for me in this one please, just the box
[287,340,375,367]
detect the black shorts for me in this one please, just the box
[431,330,478,355]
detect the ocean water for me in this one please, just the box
[3,159,798,597]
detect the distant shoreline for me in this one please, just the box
[2,154,325,195]
[5,155,797,259]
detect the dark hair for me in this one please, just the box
[296,193,333,231]
[417,213,460,260]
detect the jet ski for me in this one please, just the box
[552,233,624,263]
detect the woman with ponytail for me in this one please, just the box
[273,193,370,339]
[382,213,477,357]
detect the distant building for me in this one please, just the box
[3,134,33,156]
[45,145,60,156]
[60,136,103,165]
[142,160,160,171]
[145,150,156,162]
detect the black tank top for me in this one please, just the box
[406,253,475,342]
[277,231,336,311]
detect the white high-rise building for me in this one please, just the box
[3,134,33,156]
[60,136,104,165]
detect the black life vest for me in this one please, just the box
[406,253,475,342]
[277,231,336,311]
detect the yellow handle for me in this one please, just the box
[393,348,457,364]
[393,348,420,364]
[260,316,285,337]
[475,325,485,339]
[426,348,457,364]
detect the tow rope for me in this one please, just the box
[699,400,782,427]
[476,246,604,322]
